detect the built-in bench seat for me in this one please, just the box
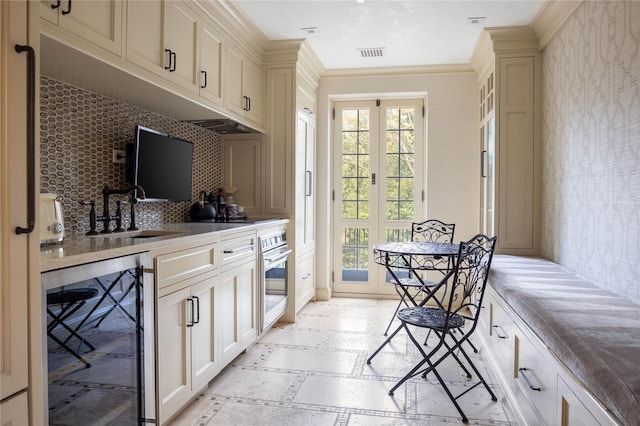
[485,255,640,426]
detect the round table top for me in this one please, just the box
[373,241,459,257]
[373,241,460,269]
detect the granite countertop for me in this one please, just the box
[41,220,288,273]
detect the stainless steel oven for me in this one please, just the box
[259,231,291,333]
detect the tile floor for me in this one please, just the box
[169,298,518,425]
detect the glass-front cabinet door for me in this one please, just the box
[480,72,495,237]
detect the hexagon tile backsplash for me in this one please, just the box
[40,76,223,236]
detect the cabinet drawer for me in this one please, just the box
[295,252,315,313]
[488,297,516,374]
[515,329,558,425]
[156,243,218,289]
[220,231,257,268]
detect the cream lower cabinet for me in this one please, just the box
[295,251,315,314]
[155,243,220,424]
[478,286,616,425]
[218,260,257,365]
[157,273,219,424]
[218,230,258,366]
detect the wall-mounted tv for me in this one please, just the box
[127,125,193,202]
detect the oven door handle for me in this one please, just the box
[264,249,292,266]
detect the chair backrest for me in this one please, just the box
[445,234,497,333]
[412,219,455,243]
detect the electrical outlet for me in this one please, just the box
[113,149,126,164]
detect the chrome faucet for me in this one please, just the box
[99,185,146,233]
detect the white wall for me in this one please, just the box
[315,70,479,296]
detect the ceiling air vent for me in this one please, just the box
[358,47,385,58]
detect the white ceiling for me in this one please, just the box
[234,0,545,70]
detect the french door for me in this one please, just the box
[332,99,425,295]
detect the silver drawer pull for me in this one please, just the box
[302,273,311,279]
[518,368,541,391]
[223,243,256,254]
[492,324,508,339]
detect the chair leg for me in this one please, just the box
[367,322,405,364]
[47,331,92,368]
[49,303,96,352]
[47,307,93,367]
[452,336,497,401]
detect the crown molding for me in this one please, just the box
[321,63,474,79]
[531,0,582,49]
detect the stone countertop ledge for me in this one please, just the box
[41,220,288,273]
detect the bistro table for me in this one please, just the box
[368,241,463,362]
[374,241,460,308]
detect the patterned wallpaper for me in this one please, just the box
[541,1,640,300]
[40,77,224,235]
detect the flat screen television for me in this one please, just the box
[127,125,194,202]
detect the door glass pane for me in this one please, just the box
[341,227,369,281]
[385,107,415,221]
[340,109,371,281]
[341,109,370,220]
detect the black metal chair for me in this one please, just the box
[46,288,99,368]
[370,234,497,423]
[383,219,455,336]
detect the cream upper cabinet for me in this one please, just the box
[126,0,199,92]
[40,0,122,55]
[226,43,263,126]
[198,22,224,105]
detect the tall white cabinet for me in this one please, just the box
[264,42,320,318]
[477,27,541,256]
[223,41,321,318]
[1,1,42,424]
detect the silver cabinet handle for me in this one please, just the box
[302,273,311,279]
[223,243,256,254]
[518,368,541,391]
[306,171,312,196]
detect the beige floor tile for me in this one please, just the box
[168,297,519,426]
[294,375,408,413]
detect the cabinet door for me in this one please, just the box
[0,391,29,425]
[225,43,245,117]
[218,260,257,366]
[223,136,262,214]
[296,110,315,250]
[41,0,122,55]
[243,57,263,125]
[1,0,30,402]
[126,0,164,73]
[157,287,191,423]
[236,260,257,347]
[190,276,220,390]
[163,0,199,91]
[198,22,223,105]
